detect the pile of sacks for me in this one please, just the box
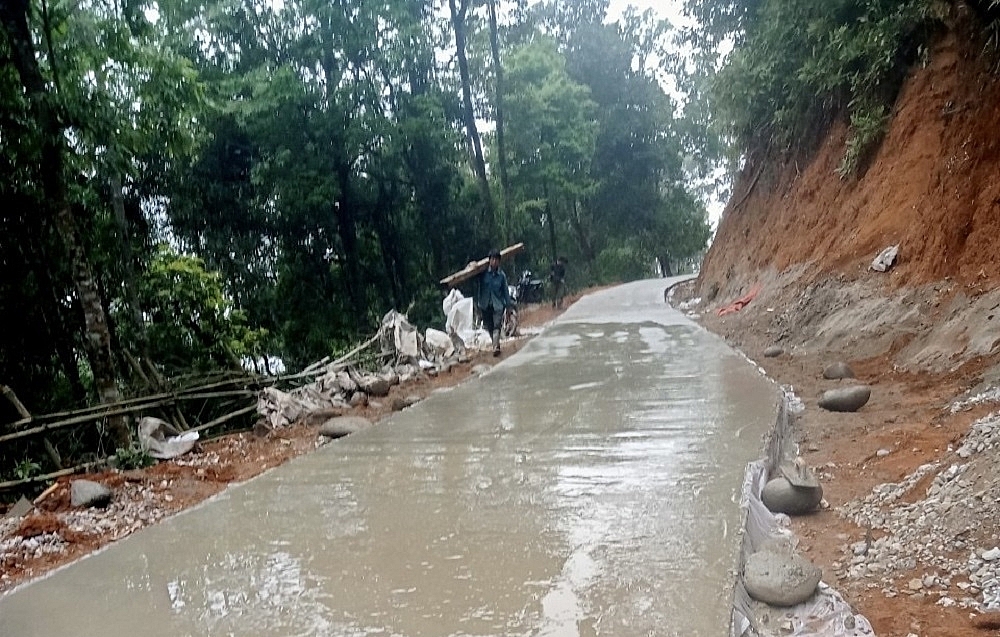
[257,305,488,431]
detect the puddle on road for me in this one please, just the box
[0,280,776,637]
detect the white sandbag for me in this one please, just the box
[425,328,453,357]
[446,296,475,335]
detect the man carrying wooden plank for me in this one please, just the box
[476,249,516,357]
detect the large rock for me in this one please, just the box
[70,480,112,508]
[359,376,391,397]
[349,391,368,408]
[744,550,822,607]
[818,385,871,412]
[318,416,372,439]
[335,371,358,393]
[822,362,856,380]
[761,476,822,515]
[763,345,784,358]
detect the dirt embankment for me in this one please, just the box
[678,12,1000,637]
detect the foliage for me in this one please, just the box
[595,242,652,284]
[0,0,719,467]
[134,245,267,374]
[692,0,942,172]
[113,445,155,470]
[13,458,42,481]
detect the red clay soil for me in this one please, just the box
[701,9,1000,296]
[0,298,576,594]
[687,8,1000,637]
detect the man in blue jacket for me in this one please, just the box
[477,249,515,357]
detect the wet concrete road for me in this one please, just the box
[0,279,778,637]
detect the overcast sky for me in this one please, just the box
[607,0,687,27]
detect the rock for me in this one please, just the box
[349,391,368,408]
[471,364,492,375]
[4,496,34,520]
[908,578,924,591]
[70,480,112,508]
[823,362,856,380]
[876,448,891,458]
[818,385,871,412]
[744,550,822,607]
[779,459,820,489]
[403,395,421,408]
[380,368,400,386]
[763,346,784,358]
[982,547,1000,562]
[318,416,372,439]
[334,371,357,393]
[360,377,391,397]
[762,476,823,515]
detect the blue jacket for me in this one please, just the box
[477,267,514,312]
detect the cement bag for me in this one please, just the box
[446,296,475,335]
[425,328,453,357]
[443,288,464,317]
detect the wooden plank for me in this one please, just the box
[439,242,524,287]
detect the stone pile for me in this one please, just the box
[837,412,1000,610]
[257,362,439,430]
[0,478,172,590]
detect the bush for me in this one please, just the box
[113,445,155,470]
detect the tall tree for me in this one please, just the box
[487,0,512,244]
[449,0,496,235]
[504,38,598,263]
[0,0,128,443]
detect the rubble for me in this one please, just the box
[256,308,503,430]
[837,412,1000,611]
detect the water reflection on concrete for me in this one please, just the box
[0,279,777,637]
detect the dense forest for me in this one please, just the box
[4,0,997,478]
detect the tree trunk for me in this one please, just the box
[544,183,558,264]
[449,0,496,234]
[0,0,129,445]
[570,198,596,263]
[334,162,365,318]
[487,0,512,244]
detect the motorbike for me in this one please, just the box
[512,270,544,304]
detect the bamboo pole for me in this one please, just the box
[1,385,31,420]
[188,405,257,435]
[0,398,176,444]
[0,459,110,492]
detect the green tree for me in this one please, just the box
[504,38,598,264]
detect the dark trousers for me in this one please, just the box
[481,306,502,334]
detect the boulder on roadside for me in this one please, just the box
[318,416,372,439]
[762,476,823,515]
[349,391,368,408]
[822,362,856,380]
[70,480,112,508]
[359,376,391,397]
[335,371,358,393]
[763,345,784,358]
[818,385,871,412]
[744,549,822,607]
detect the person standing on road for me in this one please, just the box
[477,249,515,357]
[549,256,567,309]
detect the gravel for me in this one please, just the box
[836,411,1000,610]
